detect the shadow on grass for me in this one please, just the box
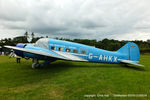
[40,61,121,69]
[25,60,145,71]
[40,61,145,71]
[20,60,146,73]
[121,64,145,71]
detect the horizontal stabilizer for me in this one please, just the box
[118,59,144,67]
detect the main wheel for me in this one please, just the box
[32,63,40,69]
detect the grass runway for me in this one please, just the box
[0,55,150,100]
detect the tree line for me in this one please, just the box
[0,32,150,54]
[58,38,150,54]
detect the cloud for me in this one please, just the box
[0,0,150,40]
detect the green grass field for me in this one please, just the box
[0,55,150,100]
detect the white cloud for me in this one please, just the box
[0,0,150,40]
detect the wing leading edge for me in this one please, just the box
[4,46,88,62]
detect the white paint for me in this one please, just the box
[99,55,103,61]
[104,55,108,61]
[109,56,112,62]
[114,56,118,62]
[88,53,93,59]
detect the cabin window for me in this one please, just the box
[51,46,56,50]
[81,50,86,54]
[73,49,78,53]
[58,47,63,51]
[65,48,71,52]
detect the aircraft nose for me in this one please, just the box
[14,43,26,57]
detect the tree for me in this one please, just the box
[31,32,35,39]
[24,31,28,39]
[147,39,150,43]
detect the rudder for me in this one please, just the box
[117,42,140,61]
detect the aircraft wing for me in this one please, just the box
[4,46,88,62]
[52,51,88,61]
[118,59,144,67]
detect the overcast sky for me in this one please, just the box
[0,0,150,40]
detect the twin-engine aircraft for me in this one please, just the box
[5,38,143,68]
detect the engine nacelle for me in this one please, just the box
[14,43,26,57]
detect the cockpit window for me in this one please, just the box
[35,38,49,49]
[51,46,56,50]
[66,48,71,52]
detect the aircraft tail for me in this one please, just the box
[117,42,140,61]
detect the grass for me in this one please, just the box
[0,55,150,100]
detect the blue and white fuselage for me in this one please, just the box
[5,38,143,68]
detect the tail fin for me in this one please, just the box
[117,42,140,61]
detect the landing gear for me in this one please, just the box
[31,58,56,69]
[32,59,40,69]
[32,63,40,69]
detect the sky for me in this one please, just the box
[0,0,150,41]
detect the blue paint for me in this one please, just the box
[15,43,26,57]
[19,38,140,64]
